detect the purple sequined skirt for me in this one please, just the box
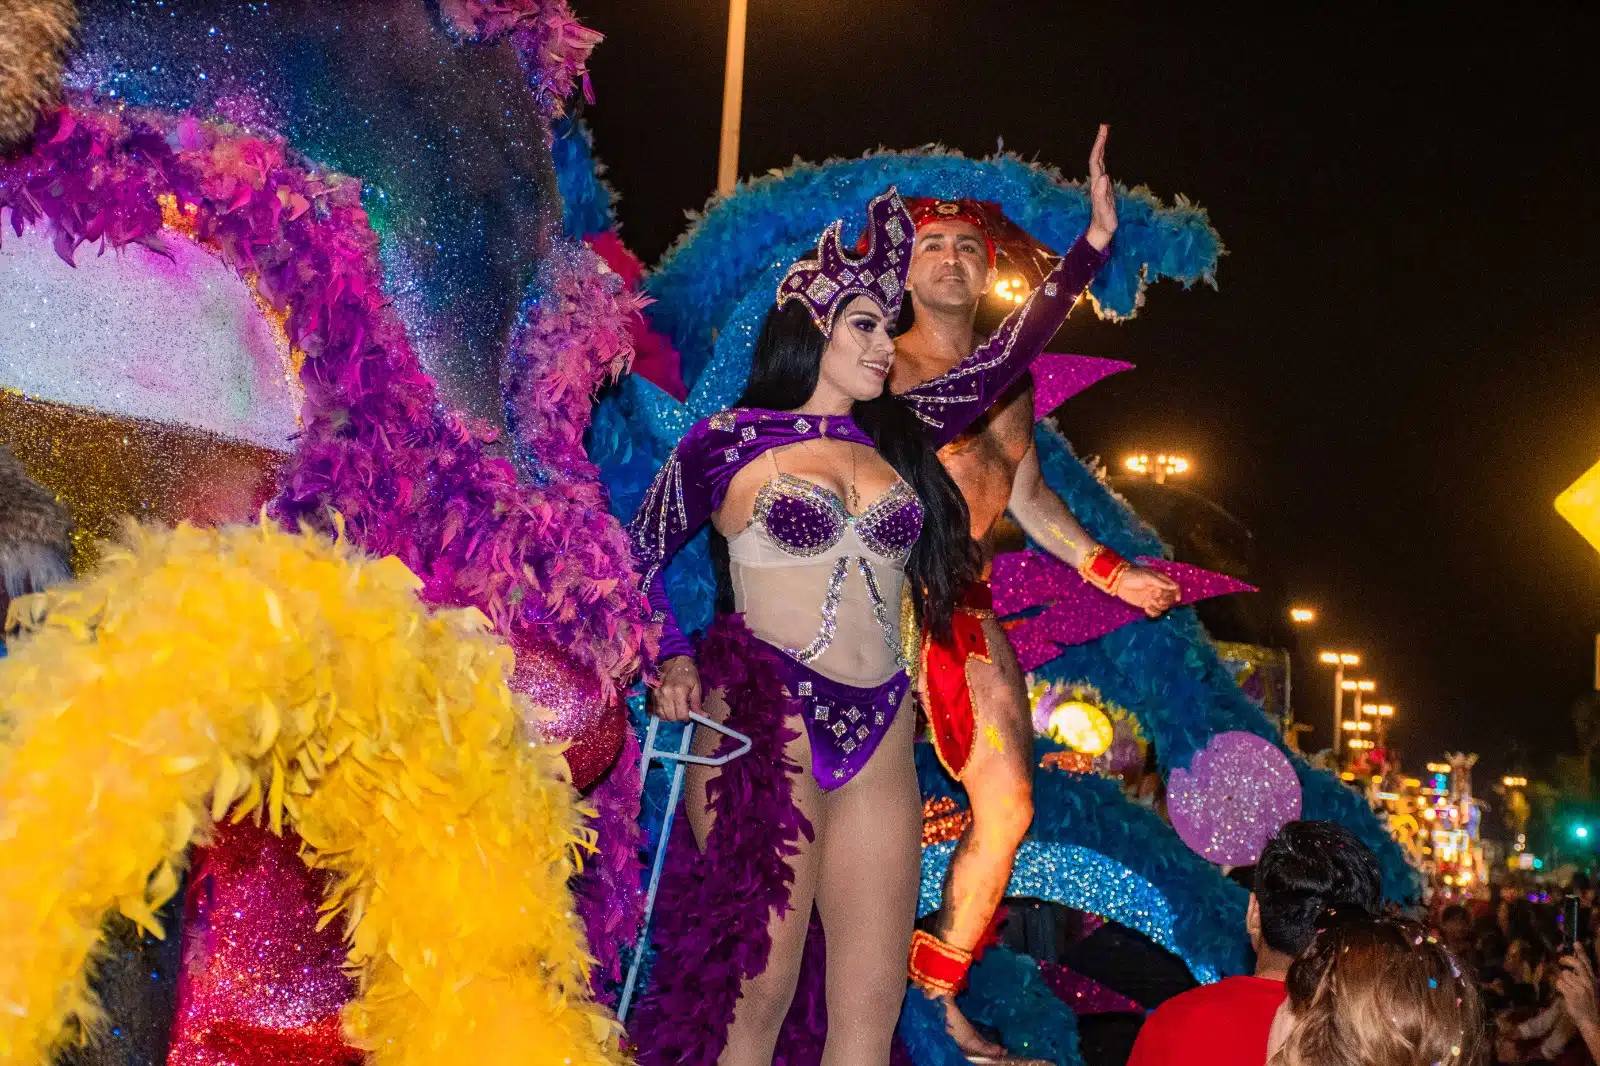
[767,652,906,790]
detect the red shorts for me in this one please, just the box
[921,579,995,780]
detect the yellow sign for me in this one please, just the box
[1557,457,1600,555]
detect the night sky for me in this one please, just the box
[571,3,1600,776]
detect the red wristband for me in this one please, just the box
[908,929,973,996]
[1079,545,1131,595]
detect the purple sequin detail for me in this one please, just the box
[759,485,846,556]
[856,493,922,561]
[753,475,922,561]
[774,657,905,790]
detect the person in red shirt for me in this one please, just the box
[1126,821,1383,1066]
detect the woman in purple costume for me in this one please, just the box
[628,132,1118,1066]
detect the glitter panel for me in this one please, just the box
[0,216,299,449]
[919,841,1218,984]
[0,391,282,572]
[1030,353,1134,419]
[508,631,623,790]
[68,0,566,429]
[993,551,1256,671]
[921,795,973,847]
[1168,730,1303,867]
[1036,961,1142,1016]
[168,821,359,1066]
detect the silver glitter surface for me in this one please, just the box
[0,222,299,450]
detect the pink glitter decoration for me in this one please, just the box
[169,821,359,1066]
[508,631,623,790]
[1168,730,1303,866]
[1037,960,1143,1015]
[993,550,1255,671]
[1031,354,1134,419]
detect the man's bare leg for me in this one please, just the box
[932,614,1035,1057]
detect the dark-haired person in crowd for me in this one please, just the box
[1265,913,1482,1066]
[1125,821,1383,1066]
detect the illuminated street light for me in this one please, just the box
[1290,607,1317,624]
[1376,704,1395,717]
[1123,454,1193,485]
[1318,652,1364,763]
[992,278,1029,304]
[1427,762,1452,774]
[1503,776,1529,788]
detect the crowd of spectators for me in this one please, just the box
[1432,875,1600,1066]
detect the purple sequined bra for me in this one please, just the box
[728,473,923,788]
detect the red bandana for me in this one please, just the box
[903,197,1000,265]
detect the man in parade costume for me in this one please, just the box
[891,127,1182,1058]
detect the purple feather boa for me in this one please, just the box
[629,616,815,1065]
[576,725,645,1002]
[0,102,654,696]
[439,0,603,117]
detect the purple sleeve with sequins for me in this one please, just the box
[899,233,1110,448]
[627,420,733,670]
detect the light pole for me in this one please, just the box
[716,0,750,196]
[1319,652,1361,762]
[1340,679,1376,767]
[1284,607,1320,745]
[1368,702,1395,750]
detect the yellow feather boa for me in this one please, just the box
[0,520,624,1066]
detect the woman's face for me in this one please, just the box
[816,295,896,404]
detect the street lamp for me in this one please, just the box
[1503,776,1528,788]
[1123,454,1192,485]
[992,278,1029,305]
[1318,652,1361,763]
[1290,607,1317,624]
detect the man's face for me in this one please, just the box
[906,220,996,314]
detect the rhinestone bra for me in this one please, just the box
[750,473,921,562]
[730,473,923,670]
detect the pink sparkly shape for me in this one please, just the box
[1168,731,1303,866]
[168,821,360,1066]
[509,631,624,789]
[1037,960,1144,1015]
[993,551,1255,671]
[1031,354,1134,419]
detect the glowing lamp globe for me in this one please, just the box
[1047,700,1114,756]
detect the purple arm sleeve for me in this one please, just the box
[899,233,1110,448]
[627,427,720,670]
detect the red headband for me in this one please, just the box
[903,197,999,265]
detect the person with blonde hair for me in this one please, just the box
[1267,913,1484,1066]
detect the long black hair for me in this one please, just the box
[709,299,980,639]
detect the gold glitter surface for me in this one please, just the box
[0,390,284,572]
[922,795,973,847]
